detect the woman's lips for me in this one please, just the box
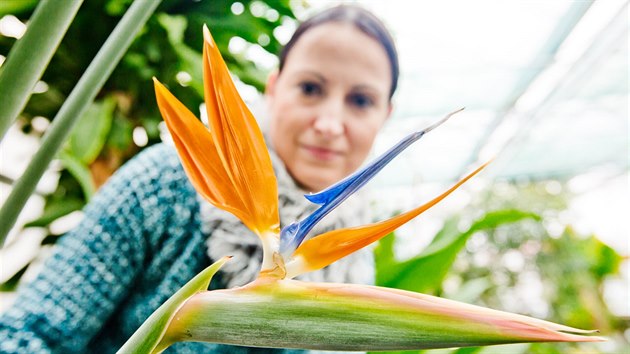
[301,144,342,161]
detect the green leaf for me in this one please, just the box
[108,113,134,150]
[0,0,81,139]
[69,97,116,164]
[373,231,397,268]
[0,0,163,246]
[105,0,134,16]
[24,198,84,228]
[376,210,541,293]
[448,277,494,303]
[0,265,27,292]
[117,257,230,354]
[586,234,621,278]
[156,14,203,97]
[0,0,38,16]
[141,117,160,140]
[58,151,95,201]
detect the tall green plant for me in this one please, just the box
[0,0,82,139]
[0,1,296,273]
[0,0,163,246]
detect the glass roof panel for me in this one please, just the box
[301,0,629,187]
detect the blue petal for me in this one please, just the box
[279,131,418,255]
[279,109,463,256]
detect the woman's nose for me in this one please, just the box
[313,99,344,137]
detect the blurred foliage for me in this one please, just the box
[373,180,628,354]
[0,0,297,287]
[375,209,541,294]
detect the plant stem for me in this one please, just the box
[0,0,83,140]
[0,0,163,247]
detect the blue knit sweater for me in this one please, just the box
[0,144,305,354]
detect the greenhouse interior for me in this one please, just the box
[0,0,628,353]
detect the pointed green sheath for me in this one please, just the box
[117,257,230,354]
[158,279,603,351]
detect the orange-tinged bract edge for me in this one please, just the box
[160,279,604,350]
[286,161,490,278]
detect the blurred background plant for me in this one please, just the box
[372,180,628,354]
[0,0,297,289]
[0,0,627,353]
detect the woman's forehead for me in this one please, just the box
[282,23,391,89]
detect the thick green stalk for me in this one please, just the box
[0,0,163,247]
[0,0,83,140]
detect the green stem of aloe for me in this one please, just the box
[0,0,163,247]
[0,0,83,140]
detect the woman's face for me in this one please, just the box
[267,22,392,192]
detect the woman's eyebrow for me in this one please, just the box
[351,84,383,96]
[294,70,327,83]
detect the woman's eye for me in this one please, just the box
[299,82,322,97]
[348,93,374,109]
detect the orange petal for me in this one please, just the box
[201,25,279,236]
[154,79,248,223]
[287,162,490,277]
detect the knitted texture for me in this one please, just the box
[0,144,305,354]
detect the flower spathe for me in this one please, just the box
[157,279,602,351]
[129,25,605,353]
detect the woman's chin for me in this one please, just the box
[291,168,339,193]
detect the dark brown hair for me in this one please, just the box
[279,5,399,99]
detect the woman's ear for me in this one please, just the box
[384,101,394,123]
[265,70,279,98]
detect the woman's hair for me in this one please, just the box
[278,5,399,99]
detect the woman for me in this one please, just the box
[0,5,398,353]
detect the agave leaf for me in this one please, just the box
[159,279,603,351]
[117,257,230,354]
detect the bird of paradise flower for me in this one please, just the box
[118,26,603,353]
